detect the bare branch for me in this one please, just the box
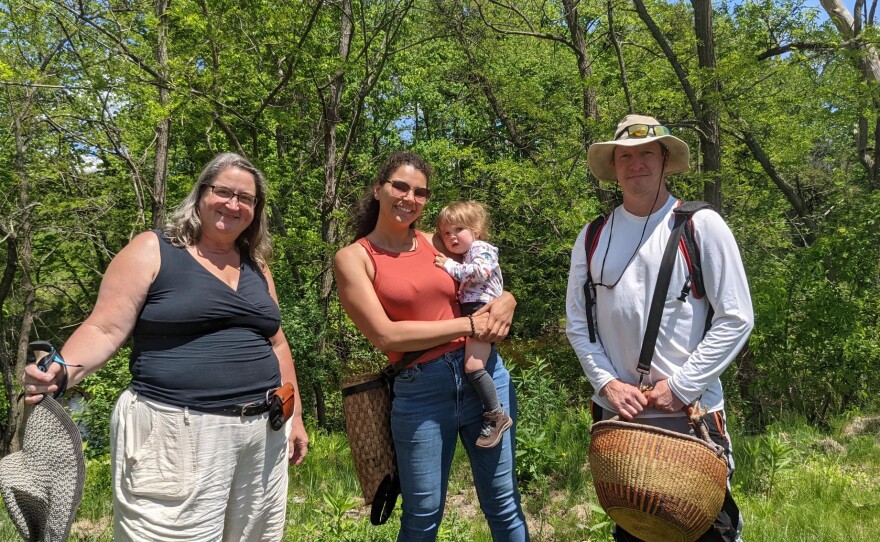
[632,0,701,118]
[607,0,633,112]
[0,81,90,90]
[474,0,580,55]
[48,0,164,84]
[212,112,246,158]
[254,0,325,120]
[725,118,818,245]
[436,0,539,163]
[757,42,837,60]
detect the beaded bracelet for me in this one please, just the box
[466,314,476,338]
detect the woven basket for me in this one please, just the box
[588,419,728,542]
[342,373,397,505]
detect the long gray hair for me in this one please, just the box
[163,152,272,267]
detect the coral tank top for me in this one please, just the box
[357,230,464,365]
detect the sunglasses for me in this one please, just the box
[381,179,431,202]
[614,124,672,140]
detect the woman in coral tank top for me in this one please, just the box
[334,151,529,541]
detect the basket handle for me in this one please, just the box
[685,404,713,445]
[636,384,715,446]
[606,400,723,454]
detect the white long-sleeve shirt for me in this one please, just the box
[566,195,754,417]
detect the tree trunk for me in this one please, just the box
[11,230,38,455]
[0,238,18,454]
[313,0,412,426]
[633,0,723,207]
[692,0,723,209]
[151,0,171,228]
[607,0,633,113]
[821,0,880,187]
[2,106,39,455]
[561,0,618,208]
[313,0,354,428]
[562,0,599,124]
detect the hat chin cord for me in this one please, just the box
[597,156,668,289]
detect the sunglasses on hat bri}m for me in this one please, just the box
[614,124,673,141]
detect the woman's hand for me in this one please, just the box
[472,291,516,342]
[22,363,65,404]
[288,416,309,465]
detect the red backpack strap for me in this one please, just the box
[672,201,713,299]
[672,201,715,337]
[584,214,607,264]
[582,214,608,343]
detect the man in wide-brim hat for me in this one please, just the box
[566,114,754,541]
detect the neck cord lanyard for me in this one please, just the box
[596,158,667,289]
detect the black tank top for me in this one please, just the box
[129,231,282,409]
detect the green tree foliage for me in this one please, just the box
[1,0,878,446]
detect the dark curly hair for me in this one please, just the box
[350,151,435,241]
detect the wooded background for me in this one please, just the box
[1,0,878,456]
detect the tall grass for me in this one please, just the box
[2,349,879,540]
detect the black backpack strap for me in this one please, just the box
[582,214,608,343]
[637,201,715,379]
[636,210,692,380]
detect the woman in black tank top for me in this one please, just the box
[23,153,309,542]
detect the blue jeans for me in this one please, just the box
[391,347,529,541]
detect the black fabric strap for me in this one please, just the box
[636,211,691,376]
[676,208,715,338]
[636,201,713,377]
[53,364,69,399]
[341,348,424,398]
[340,378,387,397]
[676,201,714,339]
[388,349,424,375]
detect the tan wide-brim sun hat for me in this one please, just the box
[0,396,85,542]
[588,114,690,181]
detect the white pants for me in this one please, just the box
[111,389,290,541]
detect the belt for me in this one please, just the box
[193,399,271,417]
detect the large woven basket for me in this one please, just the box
[588,419,728,542]
[341,373,397,505]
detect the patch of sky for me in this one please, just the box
[397,114,416,144]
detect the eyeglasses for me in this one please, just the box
[208,185,258,207]
[614,124,672,140]
[381,179,431,202]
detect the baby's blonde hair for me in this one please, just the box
[436,200,490,241]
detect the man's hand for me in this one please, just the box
[600,379,648,420]
[643,379,686,413]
